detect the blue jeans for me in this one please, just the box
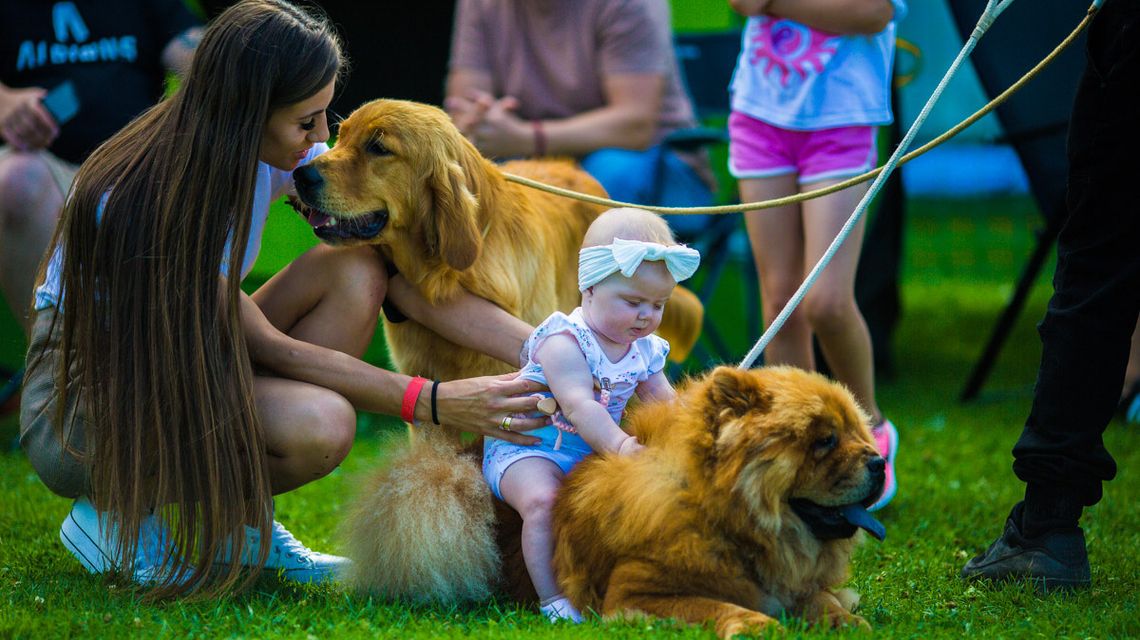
[580,146,714,237]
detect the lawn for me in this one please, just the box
[1,195,1138,639]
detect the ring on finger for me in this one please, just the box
[498,415,514,431]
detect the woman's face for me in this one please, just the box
[260,79,336,171]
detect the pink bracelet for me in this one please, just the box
[401,376,429,423]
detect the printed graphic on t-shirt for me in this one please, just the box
[16,3,137,72]
[747,19,839,88]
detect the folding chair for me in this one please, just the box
[658,29,760,367]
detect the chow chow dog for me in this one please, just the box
[552,365,886,635]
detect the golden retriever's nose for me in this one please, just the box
[293,164,324,199]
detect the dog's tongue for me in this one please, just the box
[839,503,886,541]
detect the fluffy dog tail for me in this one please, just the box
[342,434,500,603]
[657,285,704,363]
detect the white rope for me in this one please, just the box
[738,0,1018,370]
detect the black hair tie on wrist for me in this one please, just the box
[430,380,441,425]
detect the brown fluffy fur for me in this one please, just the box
[295,99,704,601]
[552,366,881,636]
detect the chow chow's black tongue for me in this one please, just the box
[839,503,886,541]
[789,499,886,541]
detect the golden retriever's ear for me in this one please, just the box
[702,366,770,424]
[424,154,482,271]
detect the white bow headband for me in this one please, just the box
[578,238,701,291]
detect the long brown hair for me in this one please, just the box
[39,0,343,597]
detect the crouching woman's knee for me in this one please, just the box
[309,391,355,473]
[280,389,356,480]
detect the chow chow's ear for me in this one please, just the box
[744,454,798,531]
[702,366,770,424]
[423,149,482,271]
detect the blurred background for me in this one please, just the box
[1,0,1089,416]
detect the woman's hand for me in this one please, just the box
[435,372,548,445]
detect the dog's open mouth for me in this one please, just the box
[287,196,388,242]
[790,499,887,542]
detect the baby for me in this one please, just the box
[482,207,700,622]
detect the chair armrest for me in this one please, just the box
[662,126,729,153]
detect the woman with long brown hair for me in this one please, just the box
[20,0,544,598]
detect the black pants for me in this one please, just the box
[1012,0,1139,517]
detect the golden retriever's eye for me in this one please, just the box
[814,434,838,451]
[366,139,392,156]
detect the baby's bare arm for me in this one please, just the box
[539,334,637,454]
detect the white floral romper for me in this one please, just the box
[482,308,669,499]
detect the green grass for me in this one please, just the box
[2,195,1139,638]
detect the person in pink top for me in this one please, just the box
[445,0,715,234]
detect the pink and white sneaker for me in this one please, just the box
[869,419,898,511]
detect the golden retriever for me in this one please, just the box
[291,98,703,388]
[290,98,704,603]
[552,366,886,636]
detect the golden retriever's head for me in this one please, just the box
[290,99,486,270]
[688,366,885,539]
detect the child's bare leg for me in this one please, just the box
[800,179,881,420]
[499,457,566,600]
[741,175,815,369]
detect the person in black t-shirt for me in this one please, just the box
[0,0,202,334]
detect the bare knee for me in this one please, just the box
[0,154,61,230]
[517,485,560,523]
[329,246,387,316]
[803,290,857,334]
[292,391,356,476]
[759,277,800,321]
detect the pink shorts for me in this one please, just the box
[727,111,877,185]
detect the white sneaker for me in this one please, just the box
[224,520,349,584]
[59,497,183,586]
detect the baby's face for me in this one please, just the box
[583,260,676,347]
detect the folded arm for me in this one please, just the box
[444,68,663,158]
[731,0,895,34]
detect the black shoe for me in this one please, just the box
[961,505,1090,593]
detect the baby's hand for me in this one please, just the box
[617,435,646,456]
